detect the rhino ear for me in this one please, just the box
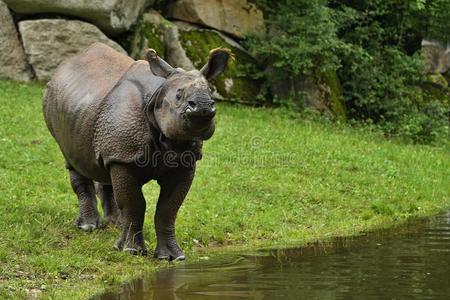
[200,48,233,81]
[145,48,174,78]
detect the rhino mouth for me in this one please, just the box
[182,103,215,126]
[179,113,214,141]
[184,114,214,132]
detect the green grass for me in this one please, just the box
[0,80,449,299]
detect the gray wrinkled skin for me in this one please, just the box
[43,42,230,260]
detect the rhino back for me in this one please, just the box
[43,42,134,181]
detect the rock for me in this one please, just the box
[0,0,32,81]
[129,15,263,103]
[422,40,450,74]
[3,0,153,35]
[128,10,168,60]
[264,66,292,101]
[171,22,264,103]
[19,19,126,81]
[166,0,264,38]
[265,68,347,120]
[322,71,347,121]
[127,12,193,69]
[444,71,450,85]
[297,75,333,116]
[128,10,194,71]
[422,82,450,109]
[427,73,449,89]
[164,24,196,71]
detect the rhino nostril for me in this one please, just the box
[188,100,197,109]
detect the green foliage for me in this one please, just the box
[334,0,449,145]
[422,0,450,43]
[248,0,341,75]
[395,100,449,145]
[1,80,449,298]
[247,0,450,145]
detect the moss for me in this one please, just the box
[421,74,450,108]
[444,71,450,84]
[427,74,449,89]
[178,29,264,103]
[422,84,450,108]
[321,70,347,121]
[141,21,165,58]
[128,16,166,60]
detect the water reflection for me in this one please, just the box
[97,212,450,300]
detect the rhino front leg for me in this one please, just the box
[154,167,195,261]
[95,183,120,225]
[68,168,101,231]
[110,164,147,255]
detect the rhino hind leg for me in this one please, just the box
[95,183,121,225]
[68,168,101,231]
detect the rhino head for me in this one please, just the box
[145,48,232,142]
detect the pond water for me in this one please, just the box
[96,212,450,300]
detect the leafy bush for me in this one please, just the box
[422,0,450,43]
[248,0,449,145]
[249,0,340,75]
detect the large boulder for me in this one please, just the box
[19,19,126,81]
[265,68,347,120]
[127,10,194,69]
[129,14,264,103]
[164,23,195,71]
[445,71,450,85]
[128,10,169,60]
[3,0,153,35]
[127,10,193,69]
[166,0,264,38]
[427,73,448,89]
[0,0,32,81]
[169,22,264,103]
[422,40,450,74]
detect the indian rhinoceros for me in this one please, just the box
[43,42,231,260]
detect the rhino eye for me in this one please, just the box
[176,89,183,101]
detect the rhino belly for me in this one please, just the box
[44,82,110,183]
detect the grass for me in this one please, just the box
[0,80,449,299]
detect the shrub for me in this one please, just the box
[248,0,449,145]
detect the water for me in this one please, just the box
[96,212,450,300]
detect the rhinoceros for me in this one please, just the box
[43,42,231,260]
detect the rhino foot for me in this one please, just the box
[76,215,101,232]
[154,240,185,261]
[104,211,121,226]
[114,236,147,256]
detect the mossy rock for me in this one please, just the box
[265,67,347,120]
[427,73,449,89]
[444,71,450,84]
[422,84,450,108]
[423,73,450,108]
[178,28,264,104]
[128,11,167,60]
[321,70,347,121]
